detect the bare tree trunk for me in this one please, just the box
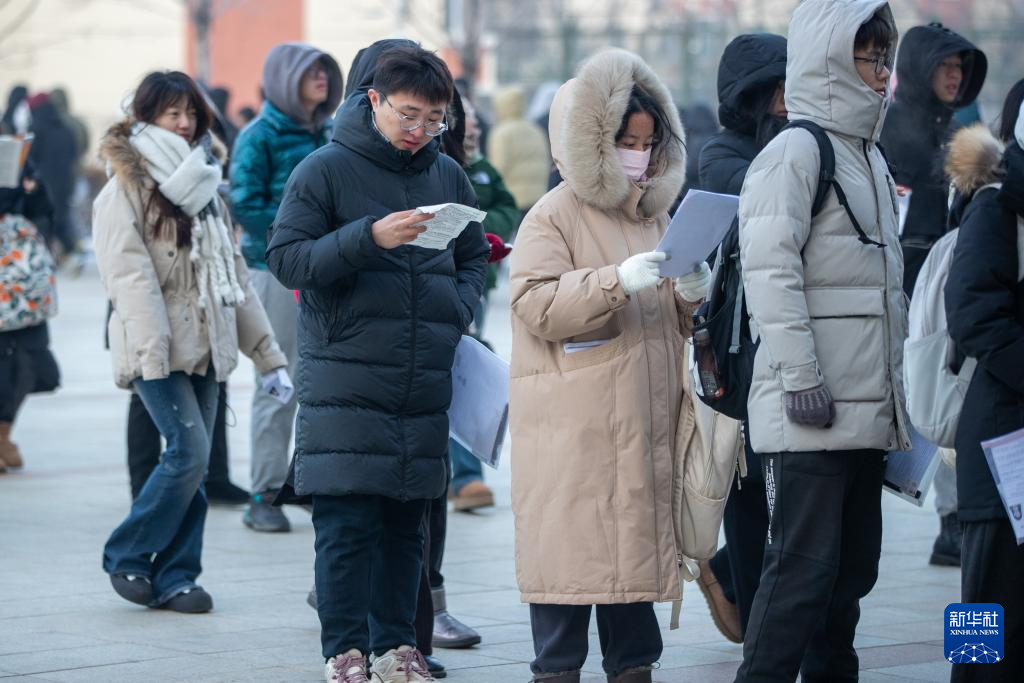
[191,0,212,84]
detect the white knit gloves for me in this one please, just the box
[617,251,666,295]
[675,261,712,302]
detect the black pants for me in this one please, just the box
[0,324,59,422]
[708,440,769,634]
[951,517,1024,682]
[735,449,885,683]
[530,603,662,676]
[312,494,427,659]
[127,382,231,499]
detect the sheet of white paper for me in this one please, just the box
[410,202,486,250]
[884,429,940,507]
[563,339,610,354]
[897,189,912,237]
[982,427,1024,544]
[448,335,509,469]
[656,190,739,277]
[0,137,24,189]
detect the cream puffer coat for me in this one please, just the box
[488,85,552,210]
[510,49,740,605]
[93,121,286,389]
[739,0,912,454]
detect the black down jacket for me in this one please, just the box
[946,143,1024,523]
[266,93,489,502]
[699,33,787,195]
[881,23,987,295]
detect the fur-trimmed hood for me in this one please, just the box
[99,119,228,191]
[945,124,1004,195]
[549,49,686,218]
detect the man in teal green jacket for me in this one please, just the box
[229,42,343,533]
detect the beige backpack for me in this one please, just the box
[669,339,745,628]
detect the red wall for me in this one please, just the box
[186,0,304,122]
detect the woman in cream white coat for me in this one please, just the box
[510,49,715,683]
[94,71,287,613]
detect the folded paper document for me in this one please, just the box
[412,203,486,250]
[448,335,509,469]
[656,190,738,277]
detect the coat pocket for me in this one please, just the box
[805,287,887,402]
[561,333,626,371]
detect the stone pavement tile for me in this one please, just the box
[0,633,111,658]
[858,618,945,642]
[150,626,317,656]
[443,662,532,682]
[857,642,943,669]
[870,661,953,681]
[0,642,179,676]
[656,643,743,668]
[0,677,65,683]
[644,660,739,683]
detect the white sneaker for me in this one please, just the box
[370,645,435,682]
[325,649,371,683]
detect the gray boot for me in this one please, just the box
[607,666,654,683]
[431,586,482,648]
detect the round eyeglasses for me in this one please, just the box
[382,95,448,137]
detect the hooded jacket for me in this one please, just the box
[230,43,343,270]
[510,49,715,604]
[93,122,286,389]
[344,38,419,98]
[699,33,787,196]
[488,86,551,210]
[881,23,987,295]
[739,0,912,455]
[265,93,489,502]
[945,124,1024,523]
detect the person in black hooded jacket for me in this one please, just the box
[881,22,986,296]
[267,44,488,682]
[692,32,787,646]
[945,84,1024,683]
[880,22,987,570]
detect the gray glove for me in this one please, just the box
[785,384,836,428]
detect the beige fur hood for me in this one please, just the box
[99,119,229,191]
[548,48,686,218]
[945,124,1004,195]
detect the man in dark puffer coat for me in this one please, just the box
[266,45,488,677]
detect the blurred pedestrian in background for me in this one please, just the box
[27,93,80,260]
[695,31,788,645]
[230,42,343,533]
[488,85,551,222]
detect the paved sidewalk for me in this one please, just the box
[0,270,957,682]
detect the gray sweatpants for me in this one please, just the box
[249,270,299,494]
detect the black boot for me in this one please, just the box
[607,666,654,683]
[930,512,962,567]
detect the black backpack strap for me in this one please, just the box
[781,120,886,249]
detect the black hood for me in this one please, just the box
[332,93,439,174]
[716,33,787,133]
[344,38,420,98]
[894,23,987,114]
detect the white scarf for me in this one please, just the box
[130,123,245,309]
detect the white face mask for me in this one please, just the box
[617,147,652,181]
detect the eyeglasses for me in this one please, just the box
[382,95,448,137]
[854,54,889,76]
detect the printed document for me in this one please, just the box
[656,190,738,277]
[411,203,486,250]
[448,335,509,469]
[982,427,1024,544]
[0,135,32,189]
[884,429,940,506]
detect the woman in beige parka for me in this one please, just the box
[509,49,715,683]
[93,71,287,614]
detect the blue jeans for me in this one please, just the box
[449,438,484,493]
[312,494,428,659]
[103,370,218,605]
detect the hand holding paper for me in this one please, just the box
[617,251,666,295]
[676,261,712,302]
[409,203,487,250]
[656,190,739,277]
[261,368,294,405]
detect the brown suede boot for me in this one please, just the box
[696,560,742,643]
[0,421,22,469]
[449,480,494,511]
[532,672,580,683]
[606,666,654,683]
